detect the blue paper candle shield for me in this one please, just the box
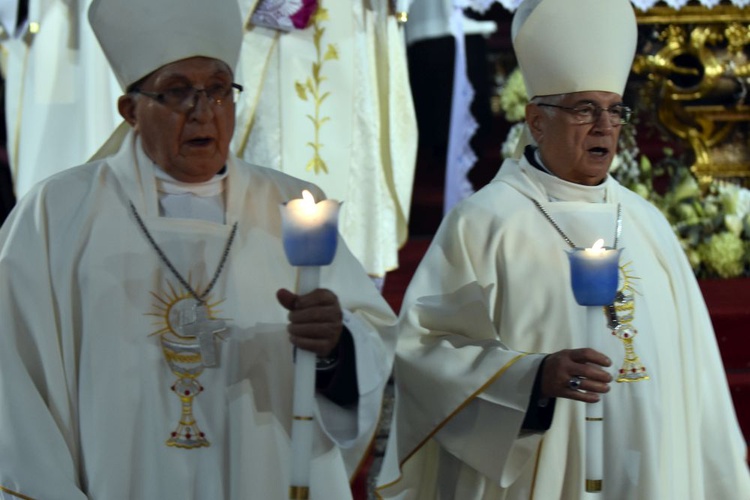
[567,240,622,306]
[280,190,341,266]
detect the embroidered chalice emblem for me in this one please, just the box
[148,285,227,448]
[609,263,649,382]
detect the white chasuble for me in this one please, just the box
[377,157,750,499]
[233,0,418,277]
[0,130,396,500]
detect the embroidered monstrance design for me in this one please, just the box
[530,199,650,382]
[607,262,649,382]
[148,282,229,449]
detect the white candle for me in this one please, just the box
[584,303,605,493]
[586,401,604,492]
[280,191,340,499]
[289,267,320,497]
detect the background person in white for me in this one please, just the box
[376,0,750,498]
[0,0,121,199]
[0,0,396,498]
[233,0,418,282]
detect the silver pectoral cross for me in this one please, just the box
[180,302,227,368]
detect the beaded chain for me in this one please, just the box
[530,199,622,250]
[129,201,238,304]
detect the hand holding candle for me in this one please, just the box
[279,190,341,499]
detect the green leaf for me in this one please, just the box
[324,44,339,61]
[312,62,321,82]
[294,81,307,101]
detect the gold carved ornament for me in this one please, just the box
[632,4,750,184]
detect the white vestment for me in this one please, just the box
[0,130,397,500]
[377,156,750,499]
[1,0,121,199]
[232,0,418,277]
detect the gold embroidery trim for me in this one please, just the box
[528,437,545,499]
[289,486,310,499]
[293,416,314,421]
[586,479,603,492]
[374,353,530,496]
[0,485,35,500]
[294,1,339,174]
[612,262,649,382]
[148,282,230,449]
[163,350,202,364]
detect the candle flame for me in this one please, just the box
[301,190,316,205]
[590,239,605,252]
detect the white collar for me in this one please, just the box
[153,163,228,197]
[528,150,609,203]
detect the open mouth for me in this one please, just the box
[186,137,213,147]
[588,147,609,157]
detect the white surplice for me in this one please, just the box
[0,130,396,500]
[377,156,750,499]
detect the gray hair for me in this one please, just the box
[530,94,566,117]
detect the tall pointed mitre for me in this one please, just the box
[511,0,638,98]
[88,0,243,91]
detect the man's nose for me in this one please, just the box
[188,90,214,120]
[592,109,614,132]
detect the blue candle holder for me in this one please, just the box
[567,247,622,306]
[280,194,341,266]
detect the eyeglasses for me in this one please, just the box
[132,83,243,112]
[536,102,632,126]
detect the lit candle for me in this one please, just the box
[567,239,621,306]
[280,190,340,266]
[567,239,621,493]
[280,190,341,499]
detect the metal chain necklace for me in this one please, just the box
[530,199,622,250]
[129,201,238,304]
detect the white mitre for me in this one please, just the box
[511,0,638,98]
[89,0,243,91]
[87,0,244,159]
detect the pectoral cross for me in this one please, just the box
[180,302,227,368]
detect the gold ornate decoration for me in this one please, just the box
[294,2,339,174]
[586,479,603,492]
[289,486,310,499]
[148,283,229,449]
[610,262,649,383]
[632,3,750,185]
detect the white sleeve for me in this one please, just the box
[315,309,392,447]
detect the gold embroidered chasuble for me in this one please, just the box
[376,157,750,499]
[233,0,418,277]
[0,131,396,500]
